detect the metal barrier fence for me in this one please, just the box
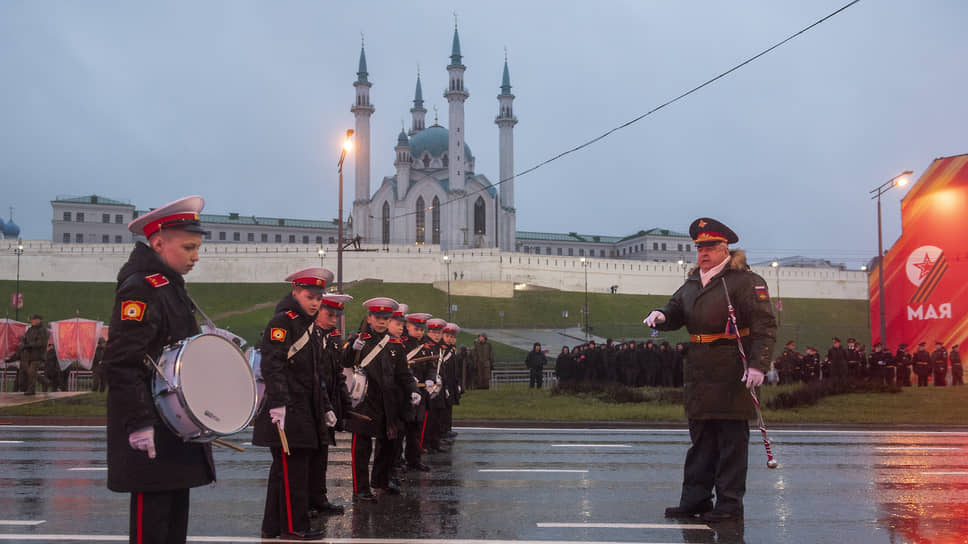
[67,371,94,392]
[489,369,557,389]
[1,370,17,392]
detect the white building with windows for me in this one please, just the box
[51,195,136,245]
[351,27,517,251]
[516,228,695,263]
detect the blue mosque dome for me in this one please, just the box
[2,218,20,238]
[407,125,474,163]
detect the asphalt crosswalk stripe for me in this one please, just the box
[538,522,710,530]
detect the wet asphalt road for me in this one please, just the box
[1,425,968,543]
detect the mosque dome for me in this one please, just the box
[2,219,20,238]
[407,125,474,163]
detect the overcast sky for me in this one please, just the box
[2,1,965,268]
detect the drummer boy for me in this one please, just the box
[103,196,214,544]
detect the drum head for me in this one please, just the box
[179,334,256,435]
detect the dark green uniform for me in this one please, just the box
[654,250,776,517]
[20,321,49,395]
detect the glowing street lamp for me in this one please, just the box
[443,254,452,319]
[870,170,913,346]
[14,239,24,321]
[336,129,354,293]
[317,248,326,268]
[771,260,781,327]
[580,257,589,340]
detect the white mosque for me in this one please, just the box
[350,26,517,251]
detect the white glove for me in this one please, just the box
[269,406,286,430]
[458,385,463,394]
[410,392,421,406]
[643,310,666,328]
[435,376,442,385]
[128,427,156,459]
[742,367,765,388]
[424,380,434,389]
[445,389,450,399]
[352,337,366,351]
[324,410,337,428]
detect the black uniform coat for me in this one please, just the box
[316,327,347,445]
[103,242,215,493]
[252,295,331,450]
[653,250,776,420]
[402,335,432,421]
[341,330,417,439]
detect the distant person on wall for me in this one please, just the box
[950,345,962,386]
[931,341,948,387]
[42,339,61,392]
[91,337,107,392]
[827,338,848,383]
[472,333,494,390]
[19,314,49,396]
[912,342,932,386]
[525,342,546,389]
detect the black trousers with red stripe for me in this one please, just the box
[307,444,331,510]
[128,489,190,544]
[404,417,423,465]
[262,446,312,536]
[421,406,443,450]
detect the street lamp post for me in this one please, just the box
[318,248,326,268]
[677,259,687,280]
[443,255,451,320]
[336,129,354,293]
[580,257,589,340]
[14,239,24,321]
[771,260,781,327]
[870,170,912,346]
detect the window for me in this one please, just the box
[568,248,574,256]
[523,246,530,254]
[219,232,226,241]
[288,235,296,243]
[261,234,268,242]
[678,244,683,251]
[474,197,486,235]
[275,234,282,243]
[686,244,691,252]
[115,235,122,243]
[204,232,211,240]
[63,233,70,243]
[557,247,562,255]
[102,214,110,223]
[75,233,83,243]
[599,249,605,257]
[302,235,309,244]
[423,155,431,168]
[233,232,240,241]
[102,234,109,243]
[382,202,391,244]
[63,212,71,221]
[328,237,336,244]
[653,242,659,250]
[248,233,255,242]
[579,248,585,256]
[416,197,426,244]
[115,214,123,224]
[546,247,551,255]
[76,212,85,222]
[315,236,322,244]
[432,197,440,244]
[661,243,667,250]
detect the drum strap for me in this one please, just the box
[186,293,217,331]
[406,345,424,361]
[287,324,314,360]
[359,336,390,369]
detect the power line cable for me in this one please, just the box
[380,0,861,224]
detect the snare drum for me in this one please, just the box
[153,333,258,442]
[245,347,266,414]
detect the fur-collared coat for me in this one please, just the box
[653,250,777,420]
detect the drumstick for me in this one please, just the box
[408,355,438,364]
[347,410,373,421]
[276,421,291,456]
[214,439,245,452]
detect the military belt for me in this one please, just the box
[690,328,750,344]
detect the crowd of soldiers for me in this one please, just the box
[3,314,108,395]
[773,337,962,387]
[551,339,687,388]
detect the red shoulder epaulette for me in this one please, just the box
[425,343,435,349]
[361,333,371,340]
[388,337,403,344]
[329,329,341,336]
[145,273,169,288]
[285,311,298,319]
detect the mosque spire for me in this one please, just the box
[410,67,427,135]
[356,34,369,83]
[501,49,512,95]
[449,15,462,66]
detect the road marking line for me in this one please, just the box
[0,521,45,526]
[0,535,681,543]
[538,522,709,530]
[921,472,968,475]
[0,440,24,444]
[455,427,968,436]
[67,467,107,471]
[551,444,631,448]
[877,447,961,451]
[479,469,589,473]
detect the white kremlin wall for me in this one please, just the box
[0,240,868,300]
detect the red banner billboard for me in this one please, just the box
[869,154,968,348]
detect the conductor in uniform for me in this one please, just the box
[645,218,776,523]
[252,267,335,540]
[103,196,214,544]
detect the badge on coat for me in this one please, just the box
[121,300,146,321]
[144,273,169,288]
[270,328,287,342]
[754,285,769,301]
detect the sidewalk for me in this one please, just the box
[0,391,87,408]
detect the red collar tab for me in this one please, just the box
[329,329,341,336]
[389,337,403,344]
[285,310,299,319]
[145,273,169,288]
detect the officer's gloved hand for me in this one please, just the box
[324,410,337,428]
[424,380,434,390]
[643,311,666,328]
[352,337,366,351]
[410,392,421,406]
[741,367,765,388]
[128,427,156,459]
[269,406,286,430]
